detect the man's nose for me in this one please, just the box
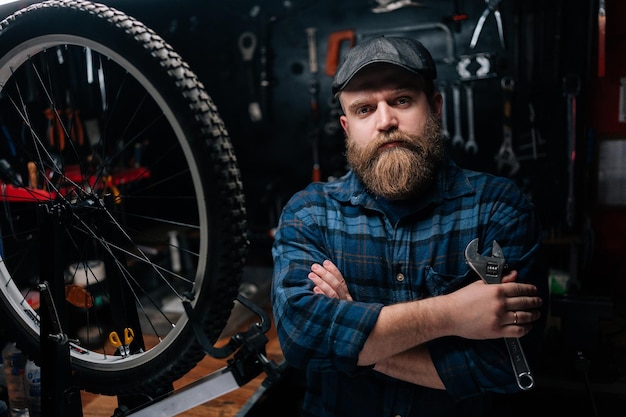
[376,104,398,131]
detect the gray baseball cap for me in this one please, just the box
[331,36,437,95]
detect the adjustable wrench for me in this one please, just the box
[464,82,478,154]
[495,77,519,176]
[438,81,450,141]
[451,81,464,149]
[238,32,262,122]
[564,74,580,229]
[464,238,534,391]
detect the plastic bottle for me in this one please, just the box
[0,400,9,417]
[22,360,39,417]
[1,343,29,417]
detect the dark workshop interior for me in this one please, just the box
[0,0,625,416]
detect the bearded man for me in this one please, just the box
[271,36,548,417]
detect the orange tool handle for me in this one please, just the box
[109,327,134,347]
[44,108,54,147]
[27,161,38,189]
[74,109,85,145]
[104,175,122,204]
[55,114,65,151]
[66,108,85,146]
[325,29,355,77]
[44,107,65,150]
[312,164,321,182]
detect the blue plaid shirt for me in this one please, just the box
[271,157,548,417]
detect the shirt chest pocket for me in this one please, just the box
[422,267,474,297]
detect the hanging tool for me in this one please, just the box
[306,27,321,182]
[464,238,534,391]
[597,0,606,78]
[495,76,519,176]
[27,161,39,189]
[438,81,450,140]
[44,107,65,151]
[564,74,580,229]
[103,175,122,204]
[109,327,134,357]
[518,103,545,160]
[324,96,343,136]
[258,17,273,123]
[464,82,478,154]
[66,108,85,146]
[325,29,355,77]
[469,0,505,49]
[238,32,263,122]
[448,0,468,32]
[371,0,426,13]
[451,81,465,149]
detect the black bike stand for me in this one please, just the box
[36,201,282,417]
[38,203,84,417]
[111,292,286,417]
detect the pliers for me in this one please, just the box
[464,238,535,390]
[469,0,505,49]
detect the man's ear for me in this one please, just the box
[339,114,349,133]
[432,92,443,118]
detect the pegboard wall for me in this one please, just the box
[13,0,594,266]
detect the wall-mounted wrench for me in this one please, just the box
[495,76,519,176]
[438,81,450,141]
[238,32,262,122]
[451,81,464,149]
[464,82,478,154]
[563,74,580,229]
[464,238,535,391]
[306,27,322,182]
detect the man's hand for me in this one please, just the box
[309,260,353,301]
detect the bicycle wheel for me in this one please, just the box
[0,0,248,396]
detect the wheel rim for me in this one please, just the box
[0,36,207,370]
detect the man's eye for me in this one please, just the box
[396,97,410,105]
[356,106,370,115]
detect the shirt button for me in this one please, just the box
[396,273,404,282]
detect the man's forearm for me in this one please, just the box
[373,345,445,389]
[357,296,451,365]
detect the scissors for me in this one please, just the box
[470,0,505,49]
[109,327,134,357]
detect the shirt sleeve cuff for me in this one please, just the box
[428,336,478,400]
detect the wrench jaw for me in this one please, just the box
[464,238,506,284]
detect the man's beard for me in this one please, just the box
[345,113,445,200]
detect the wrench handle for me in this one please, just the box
[451,81,464,147]
[504,337,534,390]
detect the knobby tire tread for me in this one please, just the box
[0,0,248,396]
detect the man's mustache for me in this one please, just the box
[373,131,425,155]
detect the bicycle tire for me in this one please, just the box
[0,0,248,396]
